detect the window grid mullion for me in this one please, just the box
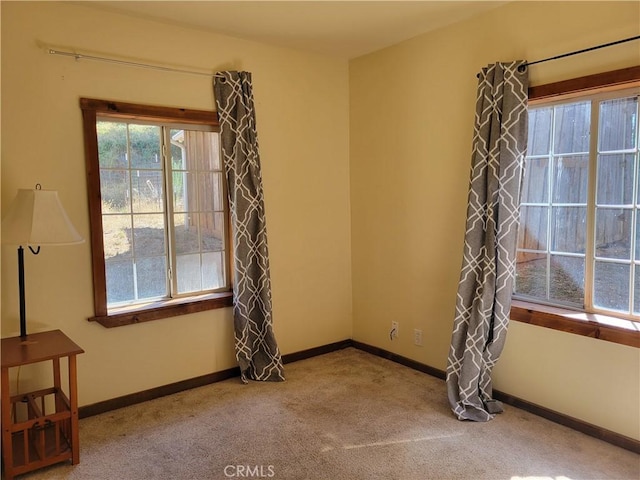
[546,108,555,301]
[163,127,178,299]
[629,105,640,314]
[584,100,599,311]
[125,125,140,302]
[195,170,204,291]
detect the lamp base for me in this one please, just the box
[18,246,27,339]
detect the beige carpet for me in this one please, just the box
[17,348,640,480]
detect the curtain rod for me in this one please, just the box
[48,34,640,78]
[48,48,225,78]
[523,35,640,69]
[476,35,640,77]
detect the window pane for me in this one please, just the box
[595,208,631,259]
[637,157,640,206]
[552,155,588,204]
[97,121,128,168]
[515,252,547,298]
[100,170,130,213]
[172,130,222,171]
[174,214,199,255]
[172,171,194,213]
[202,251,225,290]
[136,256,167,299]
[634,267,640,315]
[170,127,226,296]
[132,214,166,257]
[636,220,640,261]
[102,214,132,259]
[131,170,164,213]
[549,255,584,306]
[597,154,634,205]
[521,157,549,203]
[105,259,134,304]
[528,107,552,156]
[210,133,222,170]
[129,124,162,169]
[176,253,202,294]
[198,173,224,211]
[518,206,548,251]
[194,131,221,171]
[553,102,590,154]
[170,129,186,167]
[599,96,638,152]
[201,212,225,252]
[551,207,586,254]
[594,261,630,312]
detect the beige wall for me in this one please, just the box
[2,0,639,442]
[1,2,352,405]
[350,1,640,440]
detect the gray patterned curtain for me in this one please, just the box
[446,61,528,421]
[213,71,285,382]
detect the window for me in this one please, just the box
[513,67,640,347]
[81,99,233,327]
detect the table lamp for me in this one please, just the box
[1,185,84,339]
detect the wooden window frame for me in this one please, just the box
[512,66,640,348]
[80,98,233,328]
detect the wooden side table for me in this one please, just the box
[1,330,84,479]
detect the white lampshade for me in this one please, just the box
[2,188,84,246]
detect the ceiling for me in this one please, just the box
[88,1,507,59]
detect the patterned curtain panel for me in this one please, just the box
[213,71,285,382]
[446,62,529,421]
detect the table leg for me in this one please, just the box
[52,357,63,413]
[1,366,15,480]
[68,355,80,465]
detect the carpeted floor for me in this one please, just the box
[15,348,640,480]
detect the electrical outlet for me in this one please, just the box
[390,321,399,340]
[414,329,423,346]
